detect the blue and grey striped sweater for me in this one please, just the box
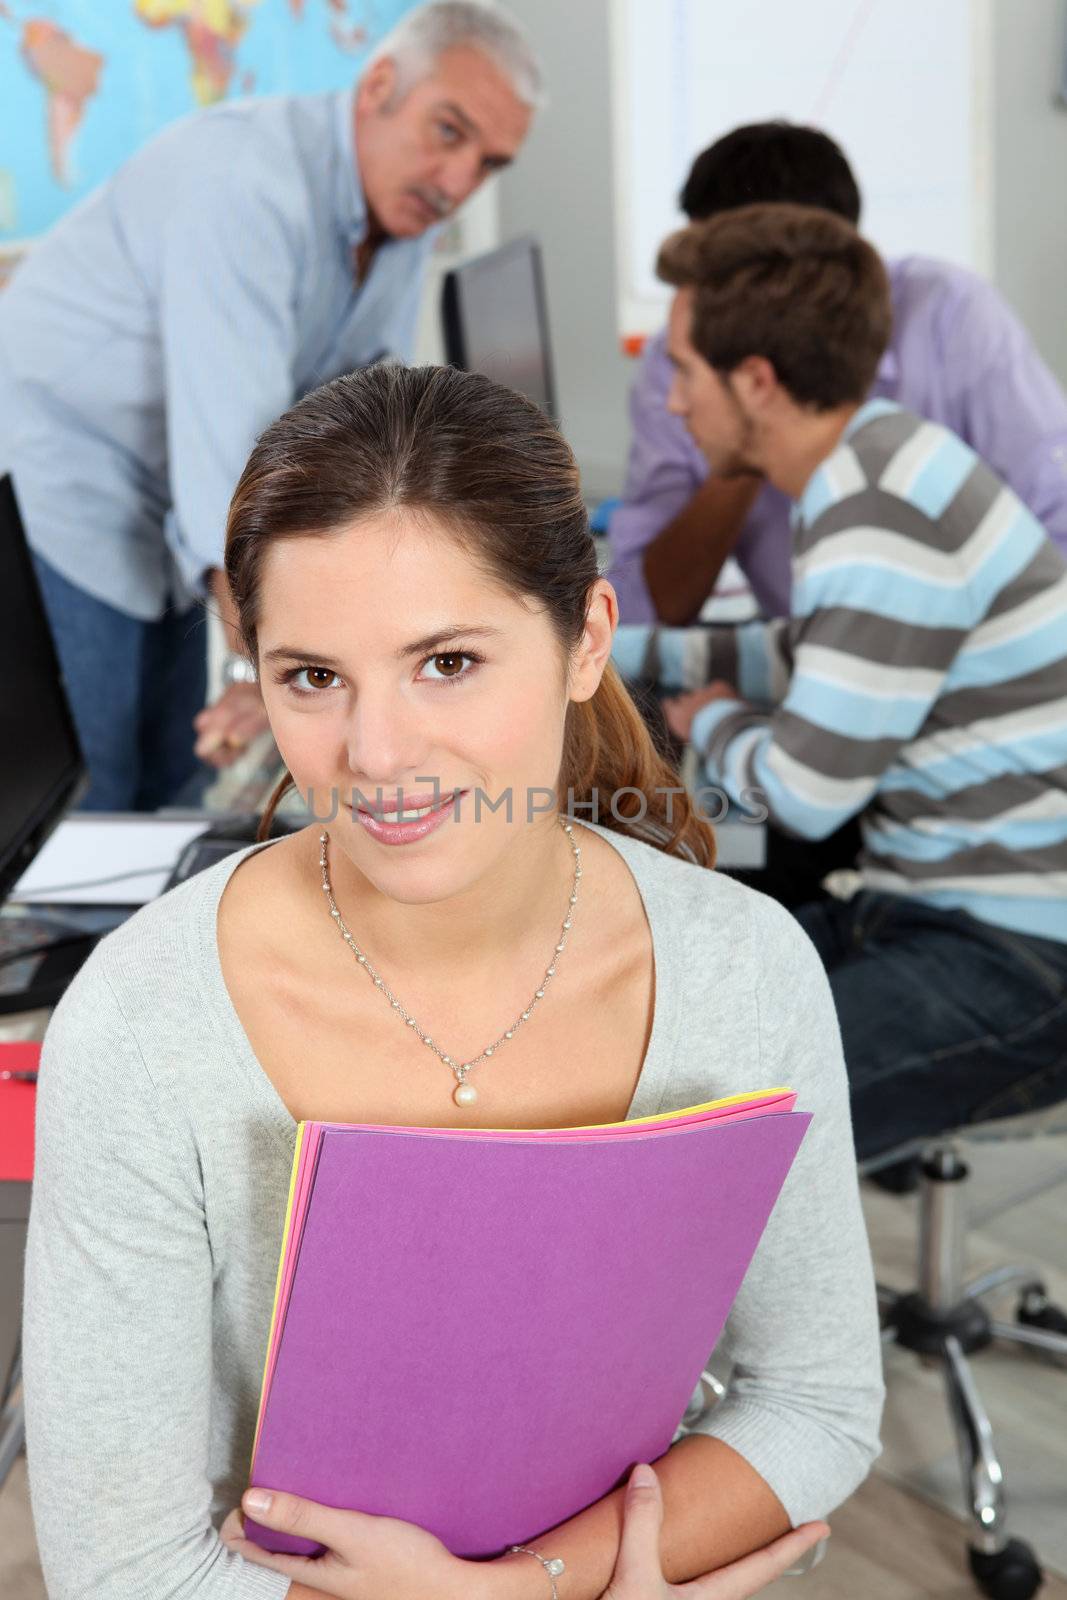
[612,400,1067,943]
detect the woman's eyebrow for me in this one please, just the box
[262,646,345,668]
[262,625,503,669]
[396,624,503,659]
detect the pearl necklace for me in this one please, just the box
[319,815,582,1107]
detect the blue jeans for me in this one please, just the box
[32,553,212,812]
[795,892,1067,1162]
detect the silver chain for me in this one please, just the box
[318,814,581,1102]
[507,1545,566,1598]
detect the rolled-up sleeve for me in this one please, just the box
[23,957,291,1598]
[159,151,301,595]
[939,275,1067,561]
[678,892,884,1524]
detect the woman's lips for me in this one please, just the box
[352,790,464,846]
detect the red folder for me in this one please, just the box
[0,1042,39,1182]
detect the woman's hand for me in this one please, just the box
[220,1488,488,1600]
[602,1465,829,1599]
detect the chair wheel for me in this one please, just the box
[1017,1284,1067,1336]
[867,1155,922,1194]
[968,1538,1043,1600]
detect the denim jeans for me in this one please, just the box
[31,552,212,812]
[794,891,1067,1162]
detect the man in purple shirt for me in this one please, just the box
[607,122,1067,625]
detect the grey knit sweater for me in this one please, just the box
[23,817,883,1598]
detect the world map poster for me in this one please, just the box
[0,0,416,243]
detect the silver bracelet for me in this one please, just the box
[507,1544,566,1598]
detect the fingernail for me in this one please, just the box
[631,1463,656,1488]
[244,1489,272,1514]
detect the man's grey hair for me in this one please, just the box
[367,1,544,110]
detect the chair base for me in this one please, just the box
[968,1539,1044,1600]
[0,1350,23,1492]
[878,1142,1067,1600]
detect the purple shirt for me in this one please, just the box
[606,255,1067,621]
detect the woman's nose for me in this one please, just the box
[344,690,426,788]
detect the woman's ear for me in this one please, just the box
[568,580,618,704]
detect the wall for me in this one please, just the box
[990,0,1067,385]
[495,0,632,500]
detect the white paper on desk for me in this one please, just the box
[712,822,767,870]
[11,817,211,905]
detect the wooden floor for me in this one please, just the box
[4,1131,1066,1599]
[766,1474,1067,1599]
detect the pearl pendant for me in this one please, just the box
[453,1082,478,1107]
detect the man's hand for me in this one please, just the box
[193,682,271,767]
[603,1464,828,1599]
[195,566,270,766]
[662,682,740,744]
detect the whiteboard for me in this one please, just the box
[611,0,990,336]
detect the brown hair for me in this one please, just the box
[656,201,891,408]
[225,362,716,867]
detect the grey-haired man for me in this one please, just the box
[0,1,540,809]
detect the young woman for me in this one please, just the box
[23,364,882,1599]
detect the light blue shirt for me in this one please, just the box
[0,90,435,620]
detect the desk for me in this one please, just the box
[679,745,767,870]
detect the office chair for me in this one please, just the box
[0,1347,22,1492]
[866,1105,1067,1600]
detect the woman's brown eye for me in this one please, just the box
[434,654,464,677]
[308,668,334,687]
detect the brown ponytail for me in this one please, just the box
[226,363,716,867]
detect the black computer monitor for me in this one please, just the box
[0,475,86,906]
[441,237,557,422]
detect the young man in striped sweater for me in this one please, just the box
[611,203,1067,1160]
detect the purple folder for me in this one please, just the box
[245,1107,809,1559]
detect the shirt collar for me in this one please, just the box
[790,398,902,523]
[843,396,902,441]
[872,257,905,391]
[874,343,899,390]
[333,86,369,249]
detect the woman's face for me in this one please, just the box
[254,511,615,905]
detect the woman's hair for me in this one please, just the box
[225,363,715,868]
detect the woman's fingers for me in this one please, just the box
[218,1493,355,1591]
[219,1525,327,1589]
[218,1508,245,1547]
[242,1486,371,1550]
[608,1464,667,1596]
[683,1522,830,1599]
